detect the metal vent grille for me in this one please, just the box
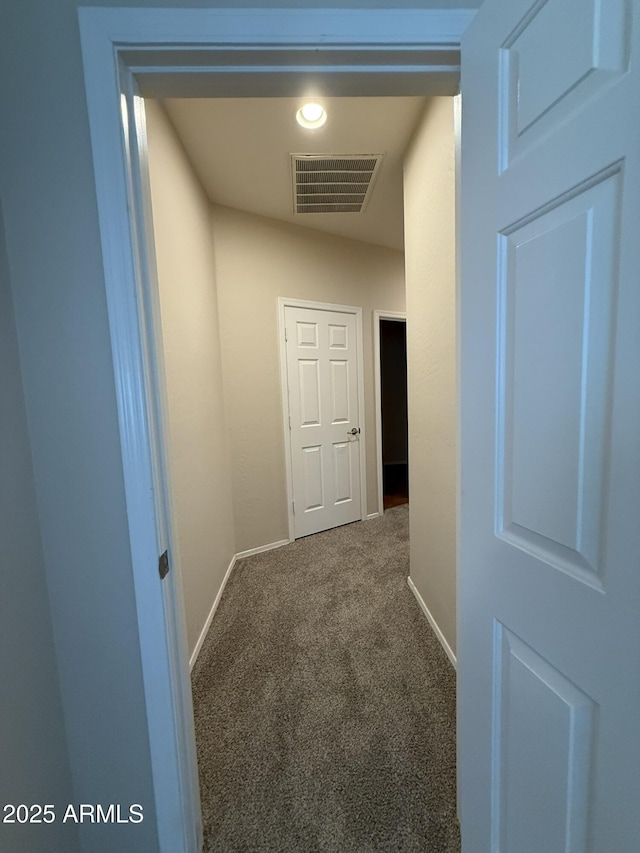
[291,154,384,215]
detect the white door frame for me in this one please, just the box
[278,297,368,541]
[77,7,472,850]
[373,310,407,516]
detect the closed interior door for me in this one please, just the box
[460,0,640,850]
[285,305,362,538]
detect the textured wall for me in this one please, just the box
[403,98,457,655]
[146,101,236,657]
[211,206,406,552]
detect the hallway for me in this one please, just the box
[191,506,459,852]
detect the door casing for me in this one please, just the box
[78,7,472,851]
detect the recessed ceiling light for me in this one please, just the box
[296,103,327,130]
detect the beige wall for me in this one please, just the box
[403,97,457,655]
[146,101,236,657]
[211,206,406,552]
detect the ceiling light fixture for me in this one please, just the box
[296,103,327,130]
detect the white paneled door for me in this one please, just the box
[284,304,363,539]
[460,0,639,851]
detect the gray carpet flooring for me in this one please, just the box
[191,505,460,852]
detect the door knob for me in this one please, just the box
[348,427,360,435]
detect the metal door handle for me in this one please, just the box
[348,427,360,435]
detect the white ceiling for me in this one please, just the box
[162,97,430,251]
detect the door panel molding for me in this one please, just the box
[491,620,595,853]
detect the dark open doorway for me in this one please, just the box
[380,318,409,510]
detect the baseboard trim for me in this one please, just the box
[407,576,457,669]
[189,553,237,670]
[235,538,290,560]
[189,538,292,670]
[366,512,380,521]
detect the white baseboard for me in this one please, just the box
[189,553,237,670]
[235,538,290,560]
[407,576,457,669]
[189,538,291,670]
[366,512,380,521]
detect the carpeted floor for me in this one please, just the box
[191,505,460,852]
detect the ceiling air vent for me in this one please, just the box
[291,154,384,214]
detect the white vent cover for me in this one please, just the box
[291,154,384,214]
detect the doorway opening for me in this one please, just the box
[374,311,409,513]
[380,319,409,509]
[147,91,452,844]
[78,10,465,848]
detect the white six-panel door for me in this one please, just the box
[284,304,363,539]
[460,0,639,850]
